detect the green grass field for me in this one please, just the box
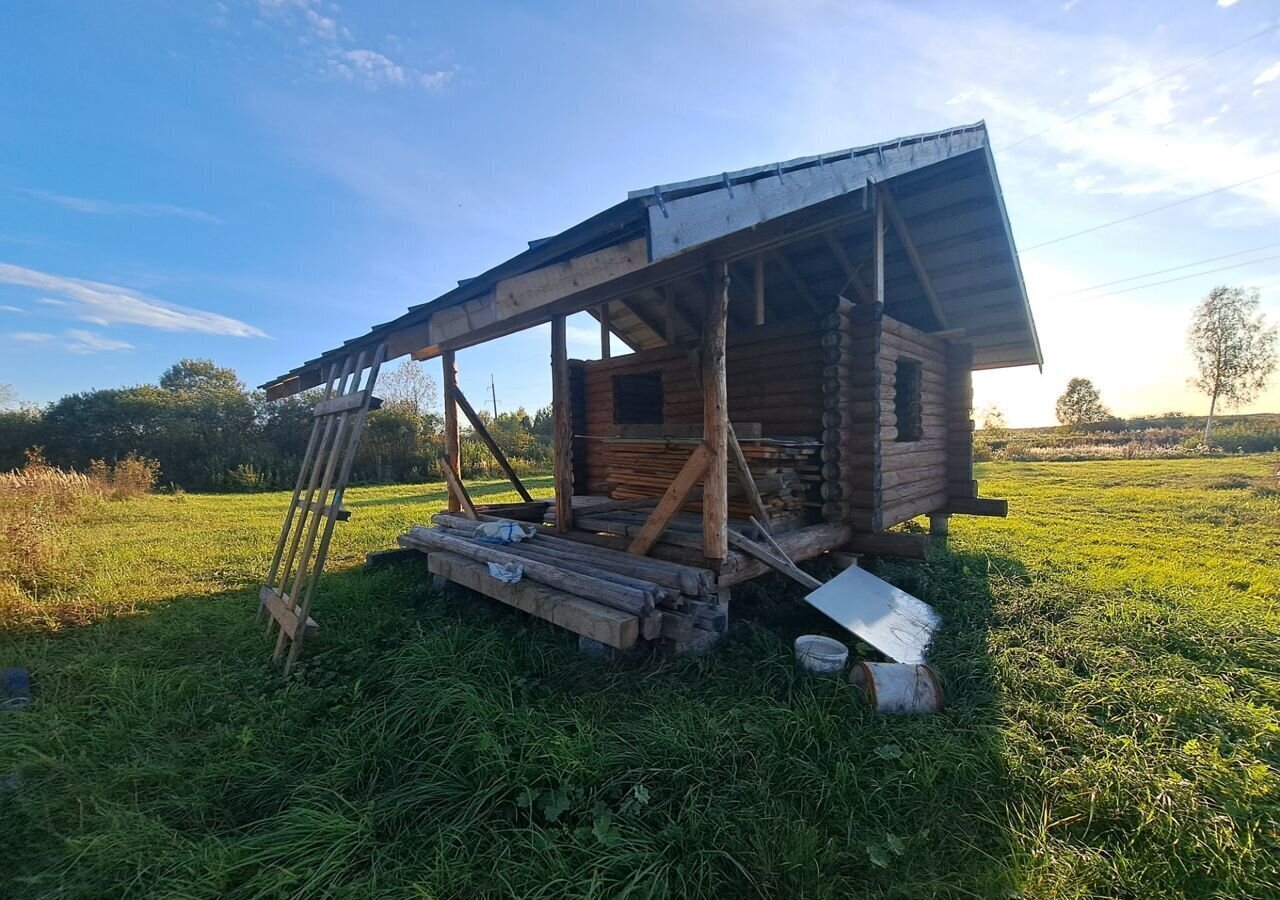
[2,458,1278,898]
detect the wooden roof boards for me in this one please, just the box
[262,121,1041,398]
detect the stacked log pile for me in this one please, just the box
[399,514,716,609]
[602,437,821,531]
[577,320,826,494]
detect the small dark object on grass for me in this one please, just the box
[2,667,31,711]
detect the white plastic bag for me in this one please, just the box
[488,562,523,584]
[474,520,536,545]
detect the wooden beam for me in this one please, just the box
[753,254,766,326]
[452,386,533,502]
[703,261,730,561]
[768,249,822,312]
[551,314,573,532]
[439,455,477,519]
[880,186,948,329]
[944,496,1007,517]
[495,236,648,321]
[424,550,639,649]
[627,442,713,556]
[442,349,460,514]
[599,303,611,359]
[823,231,874,304]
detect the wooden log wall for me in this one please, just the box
[877,315,957,527]
[576,319,827,496]
[822,299,881,531]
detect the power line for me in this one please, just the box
[998,21,1280,154]
[1055,240,1280,297]
[1071,250,1280,302]
[1020,167,1280,252]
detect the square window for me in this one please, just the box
[613,372,664,424]
[894,359,923,442]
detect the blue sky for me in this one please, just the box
[2,0,1279,426]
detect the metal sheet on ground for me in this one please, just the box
[804,565,940,665]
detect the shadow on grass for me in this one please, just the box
[348,475,553,510]
[1,540,1031,899]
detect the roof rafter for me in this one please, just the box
[879,186,949,330]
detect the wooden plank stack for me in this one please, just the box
[397,514,719,649]
[601,436,821,531]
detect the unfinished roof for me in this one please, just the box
[263,121,1040,399]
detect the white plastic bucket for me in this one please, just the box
[794,635,849,675]
[849,661,943,714]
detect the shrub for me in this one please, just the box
[87,453,161,499]
[226,463,268,492]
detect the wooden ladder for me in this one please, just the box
[259,343,387,674]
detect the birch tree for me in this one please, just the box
[1188,286,1277,445]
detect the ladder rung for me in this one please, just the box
[313,390,382,417]
[295,499,351,521]
[259,586,320,637]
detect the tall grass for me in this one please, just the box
[0,450,159,629]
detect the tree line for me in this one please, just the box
[989,285,1277,439]
[0,358,554,491]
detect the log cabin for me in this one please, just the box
[256,121,1041,672]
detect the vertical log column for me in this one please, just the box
[702,262,730,563]
[944,342,977,500]
[551,315,574,532]
[442,349,460,514]
[828,301,883,531]
[827,184,887,532]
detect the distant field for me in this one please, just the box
[2,457,1278,898]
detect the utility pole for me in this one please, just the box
[489,374,499,418]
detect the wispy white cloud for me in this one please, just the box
[253,0,452,91]
[18,189,222,224]
[0,263,269,337]
[1217,0,1239,7]
[65,329,134,353]
[1255,61,1280,87]
[0,304,22,313]
[10,331,53,342]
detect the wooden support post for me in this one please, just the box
[551,314,573,532]
[452,386,533,502]
[873,188,886,307]
[599,303,611,359]
[628,442,713,556]
[929,513,950,536]
[442,350,460,514]
[753,254,766,326]
[702,261,730,562]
